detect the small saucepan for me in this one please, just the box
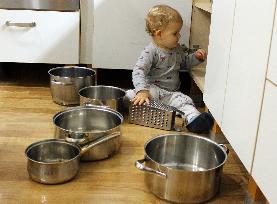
[79,85,126,114]
[25,133,119,184]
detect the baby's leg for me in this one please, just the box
[162,91,200,123]
[162,92,213,133]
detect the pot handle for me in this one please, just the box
[79,132,120,155]
[65,133,87,144]
[219,144,229,155]
[135,158,167,178]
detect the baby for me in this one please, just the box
[126,5,213,133]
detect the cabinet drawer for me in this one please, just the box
[0,9,79,64]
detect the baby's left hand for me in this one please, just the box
[195,49,207,61]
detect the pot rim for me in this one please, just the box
[52,106,124,134]
[79,85,126,100]
[25,139,81,165]
[48,66,96,79]
[144,133,228,172]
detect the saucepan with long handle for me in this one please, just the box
[25,132,119,184]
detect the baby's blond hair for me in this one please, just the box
[146,5,183,36]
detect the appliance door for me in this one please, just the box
[0,0,79,11]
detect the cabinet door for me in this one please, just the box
[0,9,79,64]
[252,81,277,203]
[267,7,277,85]
[221,0,276,171]
[203,0,236,125]
[92,0,192,69]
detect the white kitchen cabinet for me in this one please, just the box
[0,9,79,64]
[267,9,277,86]
[203,0,236,126]
[220,0,276,171]
[88,0,192,69]
[252,80,277,203]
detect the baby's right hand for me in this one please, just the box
[194,49,207,61]
[132,90,150,105]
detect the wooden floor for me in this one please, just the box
[0,65,256,203]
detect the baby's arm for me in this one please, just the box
[180,47,207,70]
[132,46,155,105]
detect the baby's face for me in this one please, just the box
[159,21,182,50]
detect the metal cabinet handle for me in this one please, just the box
[5,21,36,28]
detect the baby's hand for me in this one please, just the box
[195,49,207,61]
[132,90,150,105]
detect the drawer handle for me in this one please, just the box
[5,21,36,28]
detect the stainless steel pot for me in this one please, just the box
[25,134,118,184]
[79,85,126,114]
[135,134,229,203]
[48,66,95,105]
[53,105,123,161]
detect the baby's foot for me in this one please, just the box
[186,112,214,133]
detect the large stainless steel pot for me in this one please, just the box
[25,134,118,184]
[53,105,123,161]
[135,134,229,203]
[79,85,126,114]
[48,66,95,105]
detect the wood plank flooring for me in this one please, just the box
[0,65,256,204]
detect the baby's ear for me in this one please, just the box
[154,30,162,37]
